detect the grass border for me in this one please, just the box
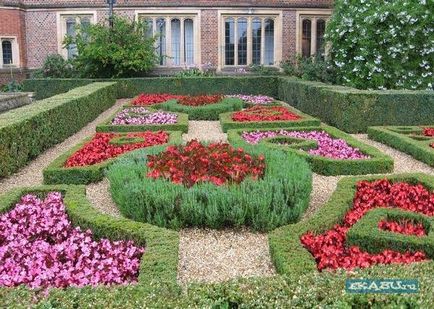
[227,125,394,176]
[43,131,183,185]
[368,126,434,167]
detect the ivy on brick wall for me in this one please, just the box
[326,0,434,90]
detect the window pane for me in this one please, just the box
[66,18,77,59]
[252,18,262,65]
[302,19,311,58]
[237,18,247,66]
[171,19,181,66]
[156,18,166,65]
[316,19,326,57]
[264,19,274,65]
[2,41,13,65]
[225,18,235,65]
[80,17,91,42]
[144,18,153,38]
[184,19,194,65]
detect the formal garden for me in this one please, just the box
[0,0,433,308]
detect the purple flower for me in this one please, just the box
[112,107,178,125]
[242,130,370,160]
[227,95,275,105]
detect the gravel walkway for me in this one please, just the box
[182,121,227,143]
[86,178,122,218]
[0,99,128,195]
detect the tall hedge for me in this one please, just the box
[0,82,118,178]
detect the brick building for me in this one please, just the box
[0,0,333,82]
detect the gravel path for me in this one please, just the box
[0,99,128,195]
[182,121,227,143]
[86,178,122,218]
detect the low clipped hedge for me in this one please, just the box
[43,131,182,185]
[269,173,434,278]
[278,77,434,133]
[228,125,394,176]
[96,106,189,133]
[22,79,95,100]
[219,105,320,132]
[108,143,312,232]
[368,126,434,167]
[155,97,243,120]
[0,82,118,178]
[0,185,179,286]
[347,208,434,258]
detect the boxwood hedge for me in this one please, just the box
[368,126,434,167]
[107,142,312,232]
[227,125,394,176]
[43,131,183,185]
[0,82,118,179]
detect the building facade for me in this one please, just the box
[0,0,333,82]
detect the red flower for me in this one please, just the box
[378,219,426,236]
[232,106,301,122]
[146,140,265,187]
[65,132,169,167]
[178,95,223,106]
[132,93,185,106]
[301,179,433,271]
[423,127,434,137]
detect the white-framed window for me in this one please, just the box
[0,37,19,68]
[299,15,329,58]
[220,13,280,68]
[137,12,200,67]
[57,12,96,60]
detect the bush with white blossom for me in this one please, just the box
[326,0,433,90]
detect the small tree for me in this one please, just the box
[64,15,157,78]
[326,0,433,90]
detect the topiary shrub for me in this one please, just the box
[326,0,434,90]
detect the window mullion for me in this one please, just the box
[166,17,171,66]
[311,17,317,57]
[260,18,265,65]
[180,17,185,67]
[247,17,252,65]
[234,18,238,66]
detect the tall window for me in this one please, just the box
[2,40,13,65]
[316,19,326,57]
[60,14,94,60]
[140,15,198,67]
[300,15,329,58]
[223,16,276,67]
[302,19,311,58]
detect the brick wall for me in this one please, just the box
[201,9,218,67]
[0,8,27,67]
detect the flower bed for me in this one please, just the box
[226,95,276,106]
[147,140,265,187]
[301,179,433,271]
[228,126,393,176]
[178,95,223,106]
[378,219,426,237]
[368,126,434,167]
[43,131,182,185]
[0,192,143,288]
[131,93,184,106]
[65,132,169,167]
[112,107,177,125]
[220,105,320,132]
[424,127,434,137]
[108,142,312,231]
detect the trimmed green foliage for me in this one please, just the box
[156,97,243,120]
[220,104,320,132]
[347,208,434,258]
[43,131,183,185]
[0,185,179,286]
[22,79,95,100]
[108,143,312,232]
[0,82,118,178]
[368,126,434,167]
[96,106,189,133]
[278,77,434,133]
[269,173,434,278]
[228,125,393,176]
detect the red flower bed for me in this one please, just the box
[65,132,168,167]
[301,179,433,271]
[378,219,426,237]
[178,95,223,106]
[132,93,185,106]
[147,140,265,187]
[231,106,301,122]
[423,127,434,137]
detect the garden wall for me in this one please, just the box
[0,82,118,178]
[278,77,434,133]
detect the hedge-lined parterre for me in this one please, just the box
[107,141,312,232]
[43,131,182,185]
[368,126,434,167]
[228,125,393,176]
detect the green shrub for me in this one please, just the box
[31,54,77,78]
[156,97,243,121]
[22,78,96,100]
[0,82,118,178]
[219,104,320,132]
[228,125,394,176]
[281,55,337,84]
[43,131,183,185]
[108,143,312,232]
[368,126,434,167]
[326,0,434,90]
